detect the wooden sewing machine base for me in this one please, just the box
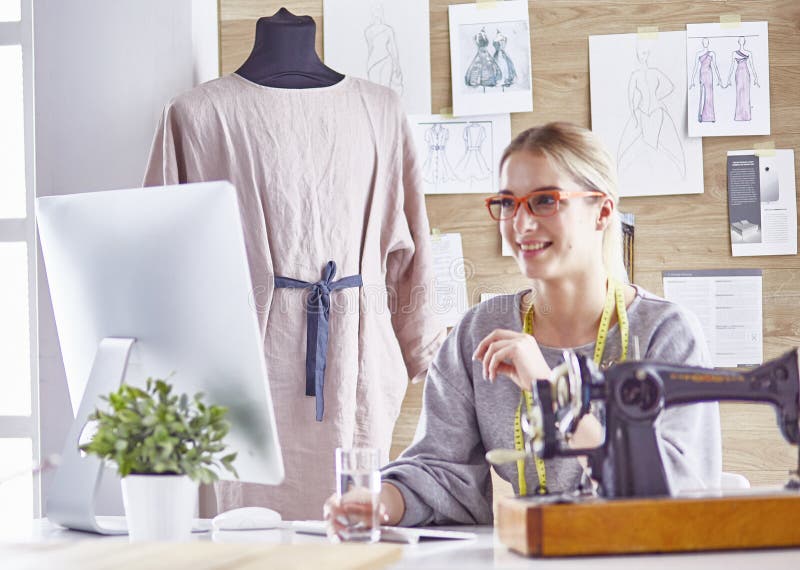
[496,489,800,556]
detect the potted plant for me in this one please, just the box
[80,378,238,541]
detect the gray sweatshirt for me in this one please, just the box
[381,287,723,526]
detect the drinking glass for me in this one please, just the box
[334,447,381,543]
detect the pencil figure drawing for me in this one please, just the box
[618,42,686,180]
[364,2,403,94]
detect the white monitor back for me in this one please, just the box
[36,182,283,487]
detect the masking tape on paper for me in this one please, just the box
[636,26,659,40]
[753,141,776,157]
[720,14,742,29]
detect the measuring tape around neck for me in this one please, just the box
[513,278,629,496]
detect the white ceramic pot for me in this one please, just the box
[121,474,198,542]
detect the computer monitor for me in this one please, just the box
[36,181,283,534]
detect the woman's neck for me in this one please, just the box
[525,270,610,347]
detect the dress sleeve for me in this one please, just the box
[385,112,446,380]
[646,309,723,491]
[142,103,183,186]
[380,325,493,526]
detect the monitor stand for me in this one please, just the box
[46,337,135,534]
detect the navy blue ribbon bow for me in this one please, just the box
[274,261,362,421]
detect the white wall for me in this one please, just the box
[34,0,219,515]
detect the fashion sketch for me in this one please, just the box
[464,27,502,90]
[492,29,517,88]
[455,122,492,183]
[689,38,724,122]
[726,37,759,121]
[364,2,403,93]
[618,43,685,179]
[422,123,456,186]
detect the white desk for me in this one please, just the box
[3,519,799,569]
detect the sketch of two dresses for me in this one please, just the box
[464,28,517,89]
[692,38,757,123]
[422,122,492,187]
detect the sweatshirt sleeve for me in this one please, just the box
[646,308,723,492]
[384,110,446,380]
[380,323,493,526]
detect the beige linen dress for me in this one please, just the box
[143,74,444,519]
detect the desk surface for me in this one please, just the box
[2,519,798,569]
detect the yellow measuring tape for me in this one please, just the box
[514,278,629,496]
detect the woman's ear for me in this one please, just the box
[596,197,614,231]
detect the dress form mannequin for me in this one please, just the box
[236,7,344,88]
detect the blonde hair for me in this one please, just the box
[499,122,628,283]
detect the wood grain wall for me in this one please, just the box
[220,1,800,487]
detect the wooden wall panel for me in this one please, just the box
[221,1,800,487]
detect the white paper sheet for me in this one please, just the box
[323,0,431,114]
[409,113,511,195]
[727,149,797,257]
[589,31,704,197]
[662,269,763,367]
[448,1,532,116]
[686,21,770,137]
[431,232,469,328]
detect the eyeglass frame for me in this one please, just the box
[484,188,606,221]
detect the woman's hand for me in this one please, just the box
[472,329,551,391]
[323,482,405,541]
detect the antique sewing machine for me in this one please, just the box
[491,349,800,556]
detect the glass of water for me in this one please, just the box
[335,447,381,543]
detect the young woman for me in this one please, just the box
[326,122,721,531]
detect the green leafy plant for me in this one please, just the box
[80,378,238,484]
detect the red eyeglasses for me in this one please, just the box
[484,189,605,221]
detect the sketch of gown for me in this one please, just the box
[456,123,492,182]
[422,124,455,185]
[733,51,752,121]
[698,52,715,122]
[618,46,685,180]
[464,28,502,88]
[364,6,403,94]
[492,30,516,88]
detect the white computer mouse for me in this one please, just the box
[211,506,282,531]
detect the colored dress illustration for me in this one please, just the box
[464,28,502,88]
[455,123,492,182]
[733,51,751,121]
[698,52,715,122]
[492,30,516,88]
[422,123,455,185]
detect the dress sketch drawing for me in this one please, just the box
[492,29,516,88]
[464,27,502,90]
[455,123,492,183]
[422,123,456,186]
[689,38,724,123]
[364,3,403,93]
[727,37,759,121]
[618,43,685,179]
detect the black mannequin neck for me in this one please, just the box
[235,7,344,89]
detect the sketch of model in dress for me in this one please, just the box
[726,37,759,121]
[364,2,403,94]
[618,43,685,179]
[464,27,502,91]
[492,29,516,88]
[422,123,456,187]
[689,38,724,122]
[455,122,492,184]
